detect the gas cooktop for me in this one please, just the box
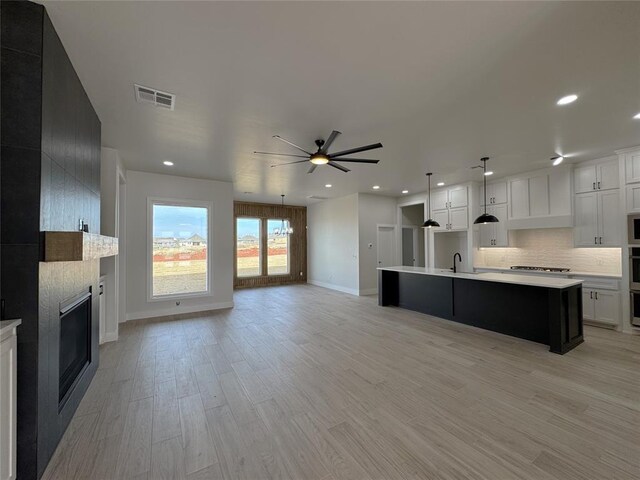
[510,266,571,273]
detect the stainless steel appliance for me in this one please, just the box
[628,214,640,244]
[629,248,640,290]
[630,291,640,327]
[510,266,571,273]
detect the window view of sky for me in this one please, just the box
[237,217,260,237]
[153,205,207,239]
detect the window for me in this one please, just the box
[267,219,290,275]
[150,200,209,298]
[236,218,261,277]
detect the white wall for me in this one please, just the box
[307,194,360,294]
[125,171,234,320]
[358,194,397,294]
[100,147,125,342]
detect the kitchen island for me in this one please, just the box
[378,266,583,354]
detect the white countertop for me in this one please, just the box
[378,266,583,289]
[0,319,22,338]
[474,266,621,279]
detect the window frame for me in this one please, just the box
[266,218,292,277]
[147,197,213,302]
[235,216,263,278]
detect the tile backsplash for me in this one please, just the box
[475,228,622,275]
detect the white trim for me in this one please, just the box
[358,288,378,296]
[125,301,234,322]
[100,331,119,344]
[147,197,213,302]
[307,280,359,296]
[615,145,640,155]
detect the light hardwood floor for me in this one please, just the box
[43,285,640,480]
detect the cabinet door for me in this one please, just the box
[597,160,619,191]
[448,186,468,208]
[432,209,449,230]
[449,207,468,230]
[598,190,620,246]
[510,178,530,219]
[593,290,620,325]
[529,174,550,217]
[574,165,597,194]
[574,192,599,247]
[625,151,640,184]
[431,189,449,211]
[626,184,640,213]
[491,181,507,205]
[492,204,509,246]
[478,221,494,247]
[0,335,17,480]
[582,291,595,321]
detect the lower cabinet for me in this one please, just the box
[582,289,620,326]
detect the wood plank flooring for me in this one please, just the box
[42,285,640,479]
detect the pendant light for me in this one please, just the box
[474,157,499,224]
[422,173,440,228]
[274,194,293,236]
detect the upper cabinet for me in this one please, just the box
[507,166,572,229]
[624,149,640,184]
[574,158,619,193]
[431,185,468,231]
[480,181,507,206]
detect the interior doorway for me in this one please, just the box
[377,225,396,268]
[399,203,426,267]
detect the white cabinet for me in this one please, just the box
[574,159,619,193]
[431,185,468,231]
[507,166,572,228]
[478,204,508,247]
[626,184,640,213]
[624,149,640,184]
[0,320,20,480]
[480,181,507,206]
[582,289,620,326]
[574,190,620,246]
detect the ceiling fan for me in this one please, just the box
[254,130,382,173]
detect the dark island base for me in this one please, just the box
[379,271,584,354]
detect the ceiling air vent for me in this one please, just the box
[307,195,328,200]
[134,84,175,110]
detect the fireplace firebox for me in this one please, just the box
[58,289,92,408]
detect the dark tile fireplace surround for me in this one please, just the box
[1,2,102,478]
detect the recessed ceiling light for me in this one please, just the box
[484,171,493,176]
[557,94,578,105]
[437,182,445,187]
[402,190,409,194]
[634,112,640,120]
[163,161,174,166]
[372,185,380,190]
[325,184,332,188]
[551,155,564,166]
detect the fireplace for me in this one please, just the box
[58,289,92,408]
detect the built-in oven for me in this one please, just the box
[629,248,640,290]
[628,214,640,244]
[630,291,640,327]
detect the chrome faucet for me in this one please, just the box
[453,252,462,273]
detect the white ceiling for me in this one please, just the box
[42,1,640,205]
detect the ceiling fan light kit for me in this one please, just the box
[255,130,383,174]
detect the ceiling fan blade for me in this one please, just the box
[321,130,341,153]
[270,160,309,167]
[273,135,313,156]
[327,161,350,173]
[329,142,383,158]
[307,165,317,174]
[327,158,379,164]
[254,151,308,159]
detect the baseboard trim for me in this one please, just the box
[125,301,234,322]
[358,288,378,296]
[99,331,119,344]
[307,280,359,296]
